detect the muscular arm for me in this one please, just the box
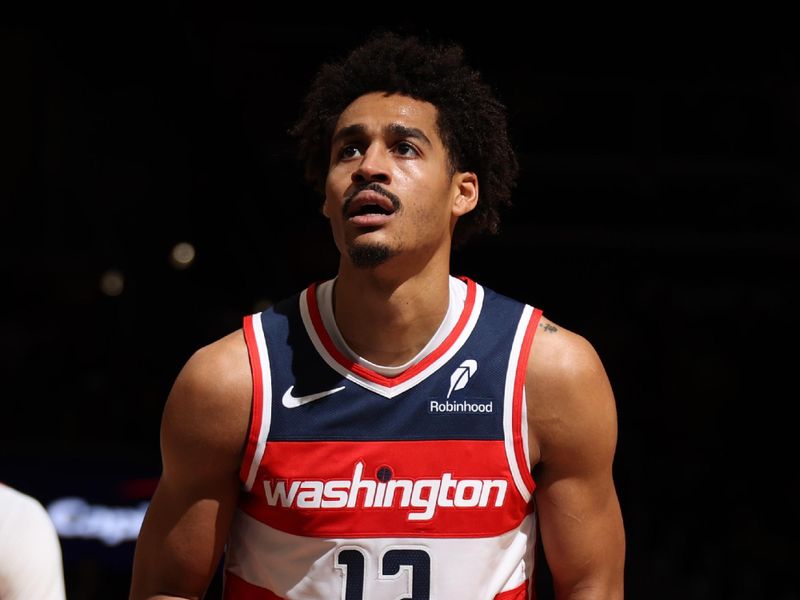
[129,330,252,600]
[527,319,625,599]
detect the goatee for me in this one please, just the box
[348,243,397,269]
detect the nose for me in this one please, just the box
[351,144,391,185]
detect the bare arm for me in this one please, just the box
[527,319,625,599]
[129,330,252,600]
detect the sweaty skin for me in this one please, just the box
[129,92,625,600]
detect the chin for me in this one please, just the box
[347,242,398,269]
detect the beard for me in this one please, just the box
[347,241,397,269]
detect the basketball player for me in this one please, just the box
[130,30,625,599]
[0,483,66,600]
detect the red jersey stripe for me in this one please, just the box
[495,580,529,600]
[240,439,531,538]
[240,315,264,486]
[512,307,543,495]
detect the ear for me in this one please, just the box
[321,195,331,219]
[451,171,479,217]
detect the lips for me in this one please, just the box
[346,190,397,218]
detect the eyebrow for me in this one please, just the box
[330,122,433,149]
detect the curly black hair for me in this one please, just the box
[288,29,519,248]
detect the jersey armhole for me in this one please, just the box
[514,306,543,494]
[504,306,544,501]
[239,313,272,491]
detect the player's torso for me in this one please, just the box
[225,277,542,600]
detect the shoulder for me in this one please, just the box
[525,315,618,468]
[161,328,253,474]
[173,328,251,401]
[526,315,606,386]
[0,484,51,525]
[0,485,64,592]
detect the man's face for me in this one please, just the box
[323,91,476,269]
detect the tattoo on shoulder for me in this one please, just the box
[539,322,558,334]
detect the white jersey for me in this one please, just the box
[0,484,66,600]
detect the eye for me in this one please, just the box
[339,144,362,159]
[395,141,419,156]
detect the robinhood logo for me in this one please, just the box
[263,462,507,521]
[447,359,477,398]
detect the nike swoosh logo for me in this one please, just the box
[281,385,346,408]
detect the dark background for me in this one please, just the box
[2,12,798,600]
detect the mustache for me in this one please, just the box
[342,183,402,218]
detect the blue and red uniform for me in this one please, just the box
[225,275,543,599]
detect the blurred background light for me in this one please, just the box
[100,269,125,296]
[170,242,196,269]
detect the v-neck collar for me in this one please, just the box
[299,275,484,399]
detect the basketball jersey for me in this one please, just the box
[224,275,544,600]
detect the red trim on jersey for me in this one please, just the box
[305,276,477,387]
[240,315,265,486]
[224,571,283,599]
[495,580,529,599]
[512,307,543,495]
[240,439,532,538]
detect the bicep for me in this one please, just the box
[528,332,625,597]
[535,462,624,596]
[131,470,241,599]
[130,337,251,600]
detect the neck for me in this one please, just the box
[332,256,451,367]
